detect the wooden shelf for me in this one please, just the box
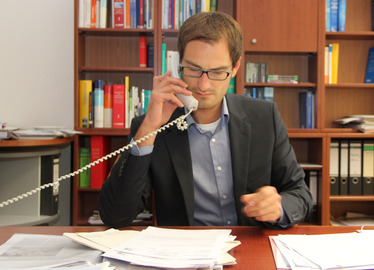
[79,66,154,73]
[244,82,316,88]
[330,196,374,202]
[78,27,154,36]
[326,31,374,40]
[325,83,374,88]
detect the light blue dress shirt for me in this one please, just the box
[185,97,238,226]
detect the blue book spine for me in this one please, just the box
[326,0,331,31]
[299,91,314,129]
[330,0,339,32]
[338,0,346,31]
[365,47,374,83]
[306,91,313,129]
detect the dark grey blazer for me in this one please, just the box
[99,93,313,228]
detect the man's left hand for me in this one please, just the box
[240,186,282,222]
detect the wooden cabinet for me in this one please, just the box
[73,0,374,226]
[242,0,318,52]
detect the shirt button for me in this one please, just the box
[217,166,222,171]
[211,138,216,142]
[222,194,227,199]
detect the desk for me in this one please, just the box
[0,225,372,269]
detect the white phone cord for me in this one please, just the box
[0,110,192,208]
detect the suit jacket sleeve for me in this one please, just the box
[267,101,313,228]
[98,115,153,228]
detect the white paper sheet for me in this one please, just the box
[0,234,102,269]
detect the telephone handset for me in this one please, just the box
[170,52,198,111]
[0,54,198,209]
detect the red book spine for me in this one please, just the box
[112,84,125,128]
[139,37,147,68]
[90,136,110,189]
[113,0,125,28]
[91,0,97,28]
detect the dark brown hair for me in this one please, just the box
[178,11,243,67]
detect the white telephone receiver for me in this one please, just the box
[170,52,198,111]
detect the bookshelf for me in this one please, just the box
[72,0,374,226]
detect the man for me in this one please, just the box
[98,11,313,228]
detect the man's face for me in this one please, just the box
[181,39,240,111]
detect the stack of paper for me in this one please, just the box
[66,227,240,269]
[270,230,374,269]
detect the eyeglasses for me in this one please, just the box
[180,65,232,81]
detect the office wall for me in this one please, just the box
[0,1,74,225]
[0,0,74,129]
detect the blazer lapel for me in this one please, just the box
[164,110,195,225]
[226,95,252,218]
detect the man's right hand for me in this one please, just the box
[133,71,191,147]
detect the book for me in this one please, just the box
[372,0,374,31]
[338,0,346,31]
[330,0,338,31]
[112,84,125,128]
[94,80,104,128]
[325,0,331,31]
[299,90,314,129]
[340,140,349,195]
[324,46,329,83]
[348,140,362,195]
[104,84,113,128]
[89,91,94,127]
[147,42,154,68]
[78,0,85,28]
[79,80,92,128]
[330,140,340,195]
[161,43,167,74]
[227,77,236,93]
[113,0,125,28]
[124,76,130,128]
[141,89,151,114]
[40,155,59,216]
[100,0,108,28]
[331,43,339,84]
[139,37,147,67]
[365,47,374,83]
[90,136,110,189]
[79,147,91,188]
[264,87,274,101]
[363,141,374,195]
[90,0,97,28]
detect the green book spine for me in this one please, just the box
[210,0,217,11]
[161,43,167,75]
[79,147,91,188]
[227,77,236,93]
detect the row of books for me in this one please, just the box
[245,62,299,84]
[326,0,346,32]
[330,139,374,195]
[299,90,316,129]
[78,0,154,29]
[324,43,339,84]
[79,136,110,188]
[161,0,217,29]
[243,87,274,101]
[79,78,151,129]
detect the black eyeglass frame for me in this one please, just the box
[179,64,232,81]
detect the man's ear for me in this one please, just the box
[231,56,242,78]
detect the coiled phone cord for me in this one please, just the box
[0,110,192,208]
